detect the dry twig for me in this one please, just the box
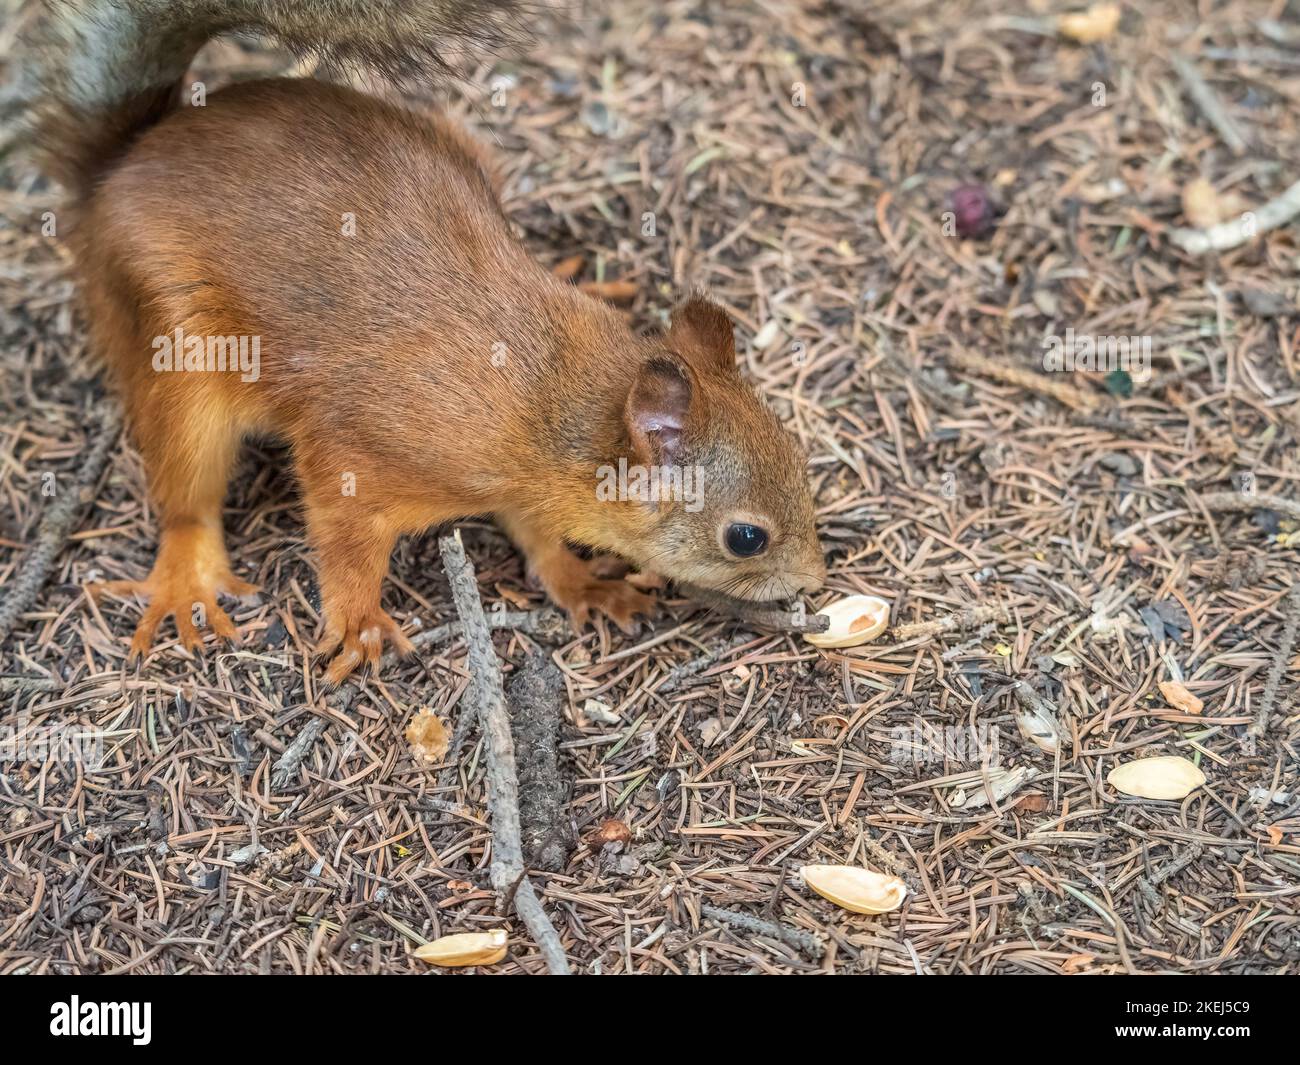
[1169,179,1300,254]
[892,602,1008,641]
[439,531,571,975]
[271,717,328,791]
[700,903,825,959]
[948,349,1096,410]
[0,409,121,641]
[1199,490,1300,523]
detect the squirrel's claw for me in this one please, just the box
[93,571,253,663]
[319,608,413,686]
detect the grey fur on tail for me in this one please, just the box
[17,0,538,193]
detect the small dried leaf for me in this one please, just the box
[950,766,1039,810]
[1107,756,1205,800]
[1158,679,1203,715]
[405,708,449,763]
[801,864,908,915]
[550,254,585,280]
[581,698,620,725]
[1011,681,1061,754]
[1249,786,1294,806]
[1058,3,1121,44]
[803,595,891,648]
[579,279,639,304]
[590,818,632,847]
[412,929,508,967]
[229,843,269,865]
[1181,178,1224,229]
[1088,603,1132,640]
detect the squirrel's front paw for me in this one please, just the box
[91,529,258,661]
[318,607,413,685]
[556,578,656,635]
[95,576,254,660]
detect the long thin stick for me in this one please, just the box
[1199,490,1300,523]
[1169,179,1300,254]
[0,409,122,641]
[439,531,571,975]
[322,606,563,713]
[891,602,1007,641]
[699,903,825,959]
[408,606,566,653]
[948,348,1097,411]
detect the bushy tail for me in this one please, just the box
[18,0,533,196]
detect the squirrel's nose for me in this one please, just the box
[798,563,826,596]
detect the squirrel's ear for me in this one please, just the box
[625,356,692,465]
[668,295,735,372]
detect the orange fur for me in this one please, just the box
[70,78,824,680]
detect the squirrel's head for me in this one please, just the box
[600,296,825,602]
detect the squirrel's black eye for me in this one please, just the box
[725,523,768,557]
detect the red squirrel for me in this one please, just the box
[25,1,826,683]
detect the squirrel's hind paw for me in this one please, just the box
[318,608,413,686]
